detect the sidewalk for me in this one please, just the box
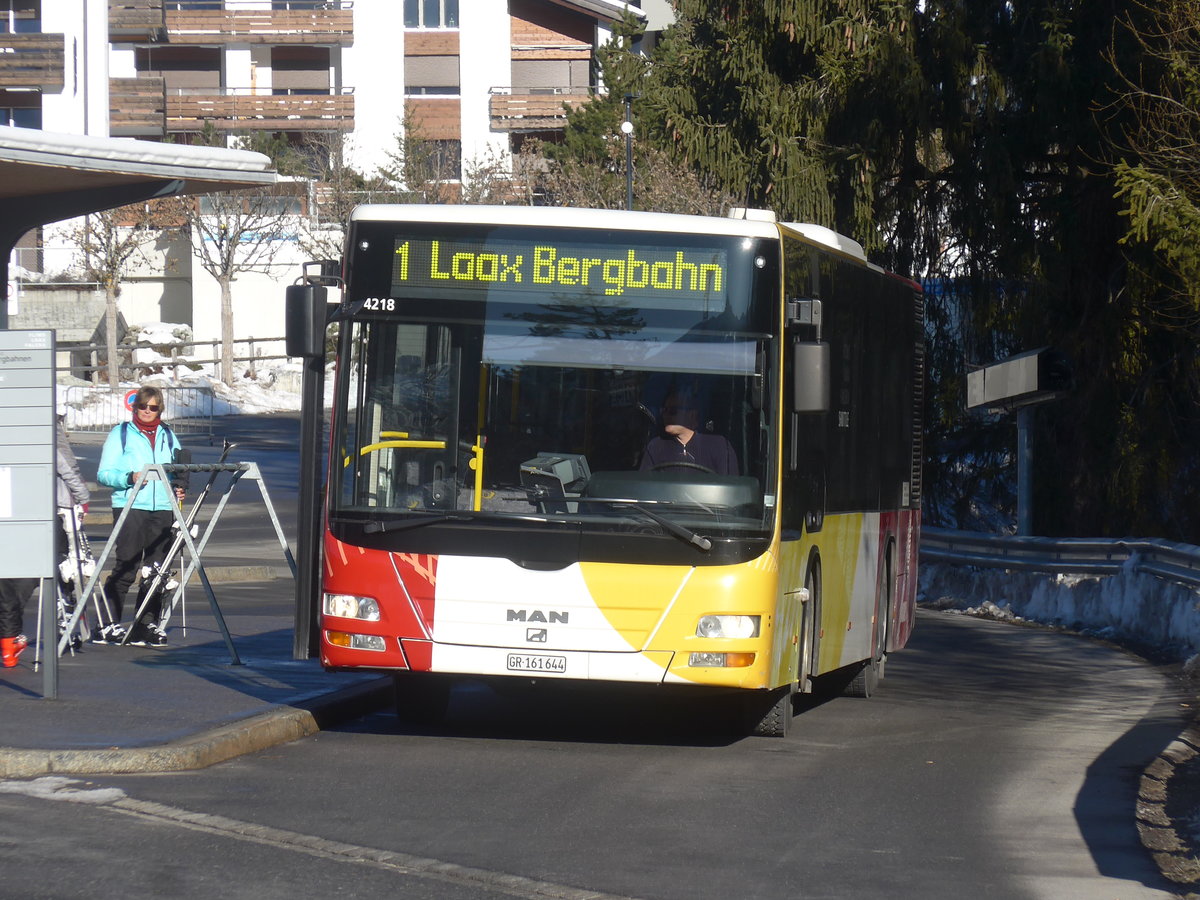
[0,576,393,777]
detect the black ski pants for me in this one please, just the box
[102,508,175,625]
[0,578,37,638]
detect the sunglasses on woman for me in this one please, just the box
[135,403,161,412]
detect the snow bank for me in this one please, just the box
[920,561,1200,664]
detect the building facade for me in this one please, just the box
[4,0,657,362]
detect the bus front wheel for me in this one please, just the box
[744,685,794,738]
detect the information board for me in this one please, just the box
[0,330,55,578]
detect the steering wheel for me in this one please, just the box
[651,461,716,474]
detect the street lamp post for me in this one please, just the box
[622,94,634,211]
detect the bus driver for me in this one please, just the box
[639,388,739,476]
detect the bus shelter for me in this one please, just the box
[0,124,277,328]
[0,125,276,697]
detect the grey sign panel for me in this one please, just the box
[0,462,53,514]
[0,522,54,577]
[0,349,51,369]
[0,329,54,578]
[966,349,1044,410]
[0,365,54,388]
[0,397,53,425]
[0,443,54,465]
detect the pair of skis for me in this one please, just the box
[120,439,237,644]
[45,503,108,656]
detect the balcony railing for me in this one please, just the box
[0,33,65,90]
[168,88,355,131]
[109,76,167,135]
[109,0,354,44]
[168,3,352,44]
[110,79,355,135]
[488,86,591,132]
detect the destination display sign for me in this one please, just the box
[386,237,728,304]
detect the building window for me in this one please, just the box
[404,55,459,97]
[0,106,40,128]
[0,0,40,33]
[404,0,458,29]
[407,139,461,183]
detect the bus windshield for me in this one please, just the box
[330,223,780,557]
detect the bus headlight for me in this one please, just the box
[695,615,760,639]
[323,593,381,621]
[689,652,756,668]
[325,631,386,652]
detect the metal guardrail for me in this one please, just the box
[58,335,290,382]
[921,526,1200,589]
[62,384,215,442]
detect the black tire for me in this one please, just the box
[393,672,451,726]
[746,685,794,737]
[843,541,893,699]
[745,557,819,737]
[843,656,880,698]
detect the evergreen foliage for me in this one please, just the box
[541,12,736,214]
[603,0,1200,540]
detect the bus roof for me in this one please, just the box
[779,222,867,263]
[349,204,783,240]
[349,204,874,266]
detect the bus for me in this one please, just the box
[286,204,924,737]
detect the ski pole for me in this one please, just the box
[71,505,111,632]
[59,505,93,651]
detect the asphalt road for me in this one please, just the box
[0,608,1186,900]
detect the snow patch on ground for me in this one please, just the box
[920,561,1200,667]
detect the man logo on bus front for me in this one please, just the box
[527,628,548,643]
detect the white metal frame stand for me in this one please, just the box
[57,461,296,664]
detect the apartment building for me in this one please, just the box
[3,0,659,355]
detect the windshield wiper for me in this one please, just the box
[361,512,473,534]
[582,498,712,552]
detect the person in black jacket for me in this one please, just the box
[639,387,739,476]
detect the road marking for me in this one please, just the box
[1,776,642,900]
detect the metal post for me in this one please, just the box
[39,577,55,699]
[1017,406,1033,536]
[622,94,634,211]
[293,352,325,659]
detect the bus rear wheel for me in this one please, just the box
[393,672,451,726]
[844,541,893,699]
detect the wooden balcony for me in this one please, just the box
[109,77,166,136]
[165,5,353,45]
[110,78,354,135]
[0,34,65,91]
[109,0,165,40]
[167,90,355,132]
[489,89,590,133]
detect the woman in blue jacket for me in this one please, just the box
[95,385,186,647]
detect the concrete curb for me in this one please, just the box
[1137,722,1200,893]
[0,676,393,778]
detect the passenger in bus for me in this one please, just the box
[639,389,739,475]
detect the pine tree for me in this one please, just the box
[638,0,1200,540]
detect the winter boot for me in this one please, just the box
[1,634,27,668]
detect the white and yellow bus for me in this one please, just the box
[293,204,924,736]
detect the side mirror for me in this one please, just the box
[286,283,328,359]
[792,341,830,413]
